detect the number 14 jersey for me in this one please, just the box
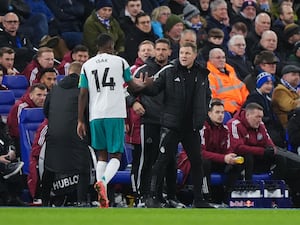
[79,53,132,121]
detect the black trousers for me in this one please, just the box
[150,127,204,201]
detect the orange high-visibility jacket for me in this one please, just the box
[207,61,249,114]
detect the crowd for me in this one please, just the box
[1,0,300,208]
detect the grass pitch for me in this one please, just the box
[0,208,299,225]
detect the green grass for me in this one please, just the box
[0,208,299,225]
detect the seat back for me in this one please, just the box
[0,90,15,122]
[56,74,65,82]
[19,108,45,174]
[2,75,29,99]
[223,111,232,124]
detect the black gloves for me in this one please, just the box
[264,146,275,159]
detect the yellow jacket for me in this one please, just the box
[207,61,249,114]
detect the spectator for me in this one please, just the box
[119,0,143,35]
[151,6,171,38]
[207,48,249,114]
[206,0,230,47]
[246,12,271,59]
[227,103,286,180]
[57,45,89,75]
[272,65,300,128]
[0,116,26,206]
[182,2,208,50]
[231,0,257,32]
[283,23,300,54]
[163,14,185,60]
[243,50,279,93]
[287,41,300,67]
[22,47,56,85]
[243,72,286,148]
[195,0,210,19]
[0,47,19,75]
[227,34,253,81]
[229,22,248,38]
[42,62,91,207]
[227,0,243,22]
[141,42,212,208]
[83,0,125,57]
[124,12,158,65]
[168,0,186,15]
[44,0,85,49]
[197,28,224,64]
[7,83,47,156]
[287,108,300,153]
[0,12,35,72]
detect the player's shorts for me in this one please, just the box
[90,118,124,153]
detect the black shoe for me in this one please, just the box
[6,196,28,207]
[145,197,167,208]
[192,199,214,208]
[2,162,24,179]
[167,199,186,208]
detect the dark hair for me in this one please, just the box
[0,47,15,57]
[40,68,57,78]
[29,83,47,93]
[96,33,114,50]
[72,45,89,54]
[135,12,150,25]
[245,102,263,111]
[155,38,171,47]
[208,98,224,111]
[180,42,197,53]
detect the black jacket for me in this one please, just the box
[43,74,90,173]
[143,59,211,131]
[128,57,165,125]
[287,109,300,150]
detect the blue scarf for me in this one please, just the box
[280,78,298,92]
[96,12,110,29]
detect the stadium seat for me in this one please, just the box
[223,111,232,124]
[56,75,65,82]
[2,75,29,99]
[0,90,15,123]
[19,108,45,174]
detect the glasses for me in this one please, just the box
[4,20,19,24]
[139,20,151,25]
[234,43,246,47]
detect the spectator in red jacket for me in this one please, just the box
[7,83,47,156]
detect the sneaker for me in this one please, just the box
[2,161,24,179]
[94,181,109,208]
[167,199,186,208]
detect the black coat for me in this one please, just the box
[43,74,90,173]
[287,109,300,150]
[143,59,211,131]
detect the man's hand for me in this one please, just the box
[224,153,237,165]
[77,121,86,140]
[132,101,145,116]
[0,155,11,164]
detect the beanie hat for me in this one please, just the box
[240,0,257,12]
[164,14,184,32]
[183,3,200,21]
[284,23,300,40]
[256,72,274,88]
[95,0,113,10]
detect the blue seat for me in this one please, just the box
[56,75,65,82]
[223,111,232,124]
[2,75,29,99]
[19,108,45,174]
[0,90,15,122]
